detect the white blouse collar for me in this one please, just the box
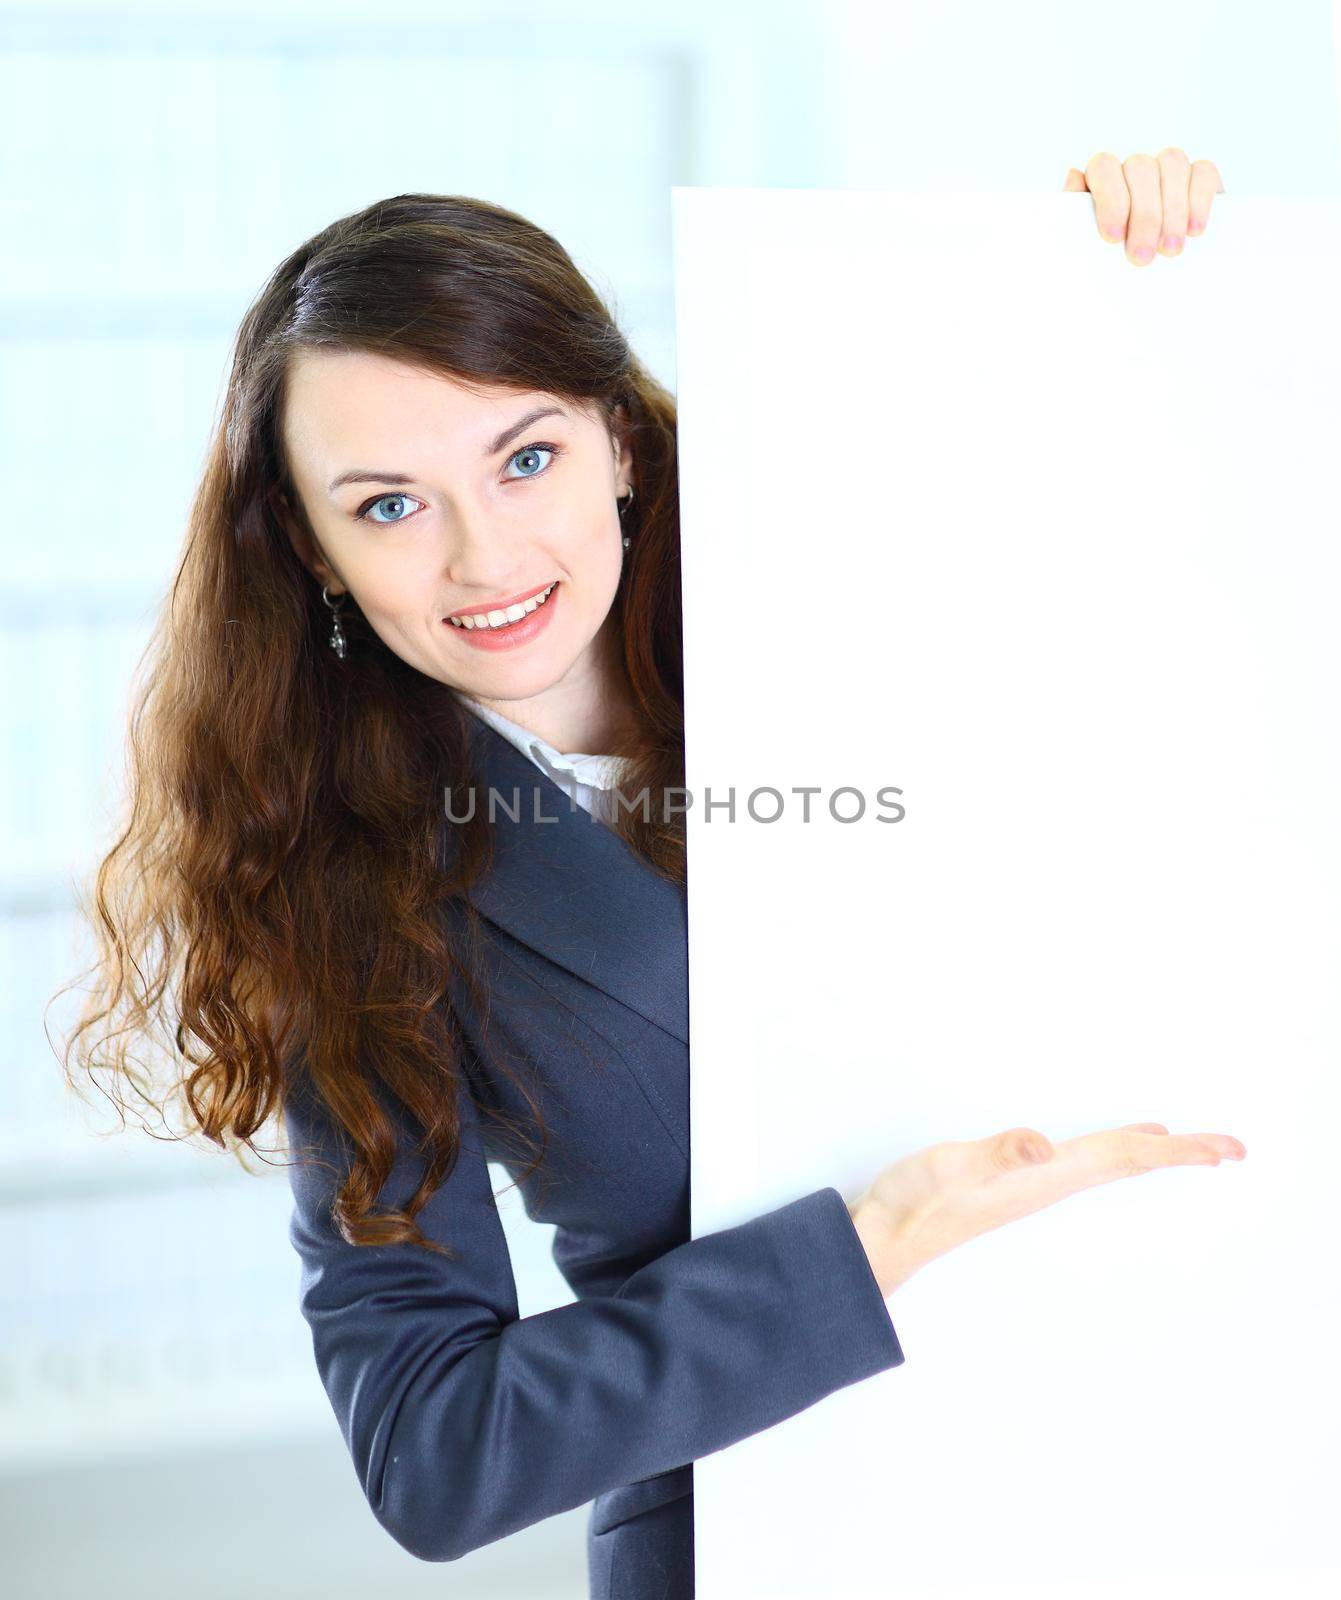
[451,690,629,792]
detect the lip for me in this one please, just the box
[445,580,558,621]
[442,578,561,652]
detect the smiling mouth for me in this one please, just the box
[446,581,559,630]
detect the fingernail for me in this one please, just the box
[1104,223,1125,241]
[1188,219,1205,234]
[1161,235,1183,253]
[1132,245,1155,264]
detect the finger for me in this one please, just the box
[1121,152,1163,265]
[1156,146,1192,256]
[1083,151,1129,243]
[1187,158,1224,236]
[1062,167,1088,191]
[1117,1122,1170,1135]
[1113,1129,1246,1171]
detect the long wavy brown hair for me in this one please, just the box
[50,193,686,1255]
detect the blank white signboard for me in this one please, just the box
[674,187,1341,1597]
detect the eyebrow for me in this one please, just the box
[326,404,569,496]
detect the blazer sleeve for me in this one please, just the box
[283,1071,905,1564]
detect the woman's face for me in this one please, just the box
[278,350,633,707]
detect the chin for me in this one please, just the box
[466,650,575,699]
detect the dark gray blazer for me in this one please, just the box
[283,710,906,1598]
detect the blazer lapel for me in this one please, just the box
[454,714,689,1046]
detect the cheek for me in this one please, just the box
[577,526,625,607]
[343,552,433,619]
[552,509,622,585]
[585,501,625,564]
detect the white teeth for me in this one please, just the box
[450,582,556,629]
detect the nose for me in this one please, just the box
[440,504,528,595]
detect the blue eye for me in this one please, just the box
[503,442,560,480]
[357,492,425,525]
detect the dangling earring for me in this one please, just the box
[619,485,635,549]
[321,584,348,659]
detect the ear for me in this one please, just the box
[268,484,344,595]
[610,403,636,496]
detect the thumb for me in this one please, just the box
[1062,167,1088,191]
[991,1127,1053,1168]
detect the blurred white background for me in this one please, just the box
[2,1,1338,1596]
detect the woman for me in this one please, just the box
[57,152,1242,1599]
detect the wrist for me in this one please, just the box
[847,1194,911,1299]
